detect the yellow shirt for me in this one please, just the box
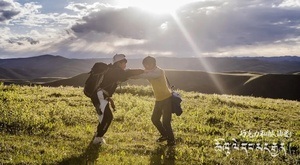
[138,67,171,101]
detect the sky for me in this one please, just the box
[0,0,300,59]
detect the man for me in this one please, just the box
[133,56,175,146]
[91,54,143,144]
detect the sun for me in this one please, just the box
[131,0,181,14]
[117,0,198,14]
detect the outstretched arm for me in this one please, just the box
[131,67,161,80]
[108,68,143,83]
[125,69,145,78]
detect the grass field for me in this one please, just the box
[0,83,299,164]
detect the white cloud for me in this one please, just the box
[0,0,83,58]
[0,0,21,23]
[67,0,299,57]
[1,0,300,58]
[65,2,116,16]
[0,27,11,47]
[278,0,300,7]
[211,42,300,57]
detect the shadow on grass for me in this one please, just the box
[58,138,102,165]
[150,144,176,165]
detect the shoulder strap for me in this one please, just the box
[93,67,111,91]
[166,77,174,91]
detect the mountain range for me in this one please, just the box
[1,55,300,101]
[0,55,300,80]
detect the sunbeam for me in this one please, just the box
[170,11,225,94]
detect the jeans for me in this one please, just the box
[151,97,174,141]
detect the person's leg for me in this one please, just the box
[151,101,167,138]
[96,105,113,137]
[93,90,112,144]
[162,97,175,144]
[91,93,101,115]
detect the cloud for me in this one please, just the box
[166,0,300,52]
[0,1,79,27]
[1,0,300,58]
[0,0,88,58]
[0,25,73,58]
[279,0,300,7]
[68,0,300,57]
[71,7,167,39]
[0,0,11,7]
[0,0,20,22]
[0,0,81,57]
[65,2,114,16]
[66,3,88,12]
[0,1,44,25]
[0,9,20,22]
[7,36,39,45]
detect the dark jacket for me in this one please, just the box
[97,64,143,97]
[91,64,143,108]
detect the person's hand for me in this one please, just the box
[126,69,144,76]
[107,98,116,111]
[95,106,102,116]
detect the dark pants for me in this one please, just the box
[96,105,113,137]
[151,97,174,141]
[91,92,113,137]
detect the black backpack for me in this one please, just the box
[83,62,110,98]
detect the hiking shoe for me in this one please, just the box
[167,140,176,146]
[156,136,168,142]
[93,137,106,145]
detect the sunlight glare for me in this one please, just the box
[170,12,226,94]
[118,0,199,14]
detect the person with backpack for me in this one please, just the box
[89,54,143,145]
[132,56,176,146]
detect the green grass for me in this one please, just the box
[0,83,299,164]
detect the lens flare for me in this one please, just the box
[171,11,225,94]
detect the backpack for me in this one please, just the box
[83,62,110,98]
[171,91,183,116]
[166,77,183,116]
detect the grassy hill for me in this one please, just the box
[43,71,257,94]
[240,74,300,100]
[0,84,299,164]
[41,70,300,101]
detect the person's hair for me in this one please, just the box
[142,56,156,66]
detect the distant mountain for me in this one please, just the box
[0,55,95,79]
[41,70,300,101]
[1,54,299,100]
[0,55,300,80]
[155,56,300,74]
[0,67,30,79]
